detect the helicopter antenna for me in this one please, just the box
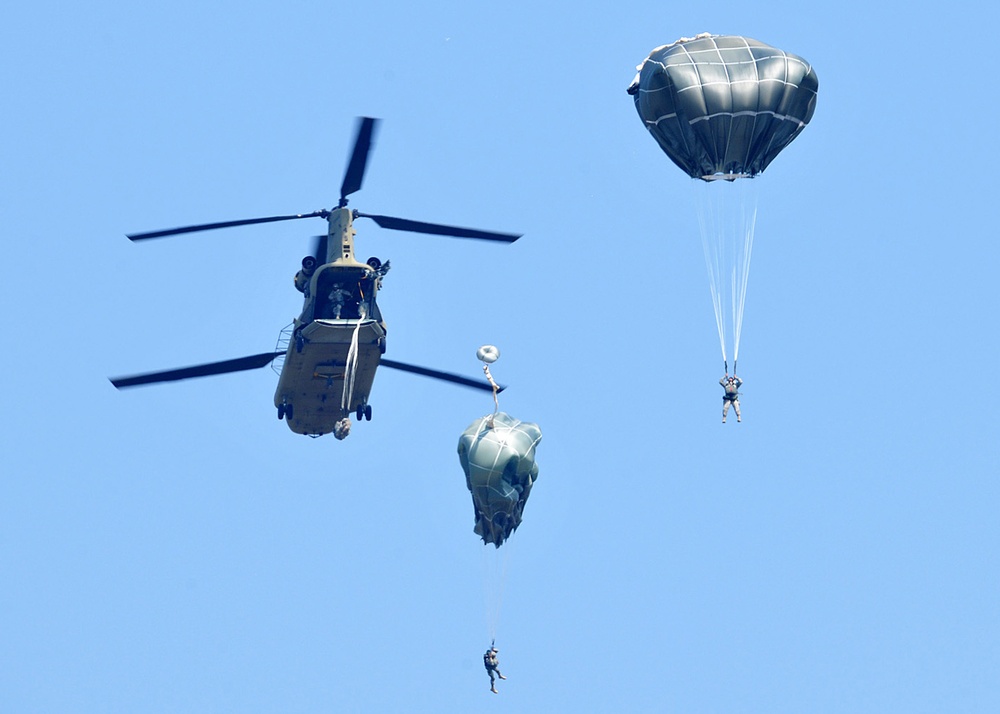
[477,345,501,425]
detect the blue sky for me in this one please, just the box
[2,2,998,712]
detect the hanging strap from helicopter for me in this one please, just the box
[340,290,367,413]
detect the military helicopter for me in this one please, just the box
[111,117,519,439]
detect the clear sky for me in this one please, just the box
[2,2,998,712]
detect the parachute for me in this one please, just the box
[627,33,818,180]
[458,412,542,548]
[628,34,817,370]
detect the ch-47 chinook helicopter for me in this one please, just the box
[111,117,520,439]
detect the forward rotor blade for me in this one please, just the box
[340,116,379,203]
[127,212,328,241]
[110,351,283,388]
[380,358,506,393]
[357,213,521,243]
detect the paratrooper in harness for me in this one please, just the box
[720,374,742,423]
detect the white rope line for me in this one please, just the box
[482,364,500,424]
[733,198,757,362]
[697,186,728,364]
[340,304,366,413]
[695,180,759,366]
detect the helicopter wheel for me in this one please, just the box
[285,404,294,420]
[356,404,364,421]
[295,334,305,353]
[364,404,372,421]
[377,337,386,354]
[277,404,285,420]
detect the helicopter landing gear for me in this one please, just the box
[278,402,294,420]
[356,403,372,421]
[295,334,305,353]
[377,336,386,354]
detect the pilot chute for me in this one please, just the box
[458,411,542,548]
[627,34,818,371]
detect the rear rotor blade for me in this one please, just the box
[311,235,328,264]
[357,213,521,243]
[127,212,328,241]
[379,358,506,392]
[110,351,283,388]
[340,117,379,204]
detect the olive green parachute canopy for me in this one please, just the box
[457,412,542,548]
[627,34,818,179]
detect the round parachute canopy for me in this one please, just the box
[457,412,542,548]
[628,34,818,179]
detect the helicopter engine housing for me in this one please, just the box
[294,255,318,293]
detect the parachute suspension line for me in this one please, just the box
[697,184,728,366]
[730,258,738,360]
[695,179,759,370]
[480,538,513,643]
[733,202,757,362]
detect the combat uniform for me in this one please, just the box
[484,647,506,693]
[720,375,743,423]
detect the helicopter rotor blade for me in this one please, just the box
[379,358,506,393]
[356,213,521,243]
[340,116,379,205]
[127,212,329,241]
[310,235,328,264]
[110,351,284,388]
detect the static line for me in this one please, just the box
[341,305,367,413]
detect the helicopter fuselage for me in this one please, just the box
[114,118,520,438]
[274,206,389,436]
[274,316,385,435]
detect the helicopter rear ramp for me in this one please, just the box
[274,318,386,436]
